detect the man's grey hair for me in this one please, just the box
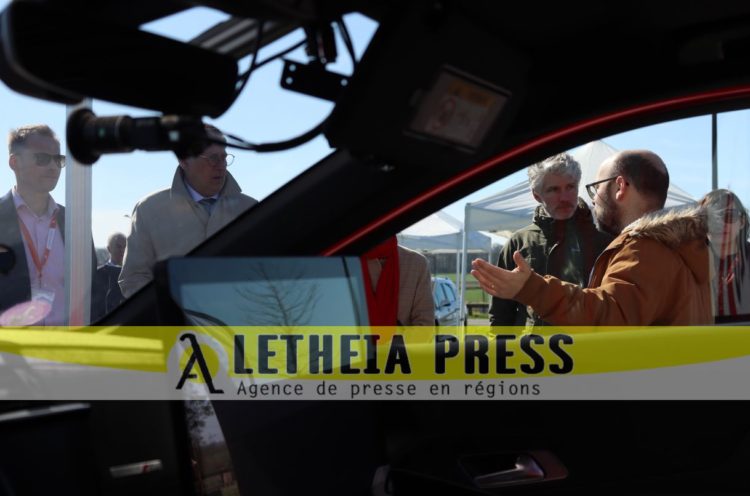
[107,232,126,246]
[527,153,582,193]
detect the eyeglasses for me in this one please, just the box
[585,176,618,200]
[198,153,234,166]
[21,152,66,168]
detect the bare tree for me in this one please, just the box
[234,262,321,327]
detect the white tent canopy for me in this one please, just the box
[398,210,492,252]
[464,140,696,236]
[398,210,493,285]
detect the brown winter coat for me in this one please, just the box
[515,206,713,325]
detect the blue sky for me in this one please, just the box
[445,113,750,226]
[0,3,747,247]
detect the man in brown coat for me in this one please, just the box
[472,150,713,325]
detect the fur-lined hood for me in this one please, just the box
[618,205,709,283]
[622,205,707,248]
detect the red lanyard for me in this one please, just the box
[18,209,58,283]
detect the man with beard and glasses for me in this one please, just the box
[489,153,611,327]
[472,150,712,325]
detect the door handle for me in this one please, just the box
[473,454,544,488]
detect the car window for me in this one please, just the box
[399,112,750,325]
[0,4,378,325]
[443,282,457,303]
[433,281,447,307]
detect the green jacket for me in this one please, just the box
[489,199,612,327]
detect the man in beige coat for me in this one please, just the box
[119,131,257,297]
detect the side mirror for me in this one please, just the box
[0,2,238,117]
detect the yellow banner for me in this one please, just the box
[0,326,747,381]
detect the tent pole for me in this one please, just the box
[455,247,460,299]
[65,98,93,326]
[711,113,718,190]
[459,204,470,326]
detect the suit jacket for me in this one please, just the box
[365,246,435,326]
[92,263,124,321]
[0,190,66,313]
[0,190,98,322]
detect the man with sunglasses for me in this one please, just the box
[119,125,257,298]
[0,124,67,324]
[473,150,712,325]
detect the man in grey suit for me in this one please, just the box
[0,124,67,324]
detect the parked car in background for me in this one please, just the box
[432,276,466,326]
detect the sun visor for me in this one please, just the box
[325,3,529,169]
[0,2,238,117]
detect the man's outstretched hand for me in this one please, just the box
[471,251,532,299]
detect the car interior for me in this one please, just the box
[2,1,750,495]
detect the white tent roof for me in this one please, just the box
[465,140,696,235]
[398,210,492,252]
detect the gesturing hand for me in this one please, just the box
[471,251,532,299]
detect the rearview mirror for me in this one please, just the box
[0,2,239,117]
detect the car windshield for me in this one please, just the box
[0,3,378,325]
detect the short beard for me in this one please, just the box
[595,202,621,236]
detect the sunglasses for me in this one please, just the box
[22,152,66,168]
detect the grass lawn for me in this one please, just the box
[464,288,488,303]
[435,273,489,303]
